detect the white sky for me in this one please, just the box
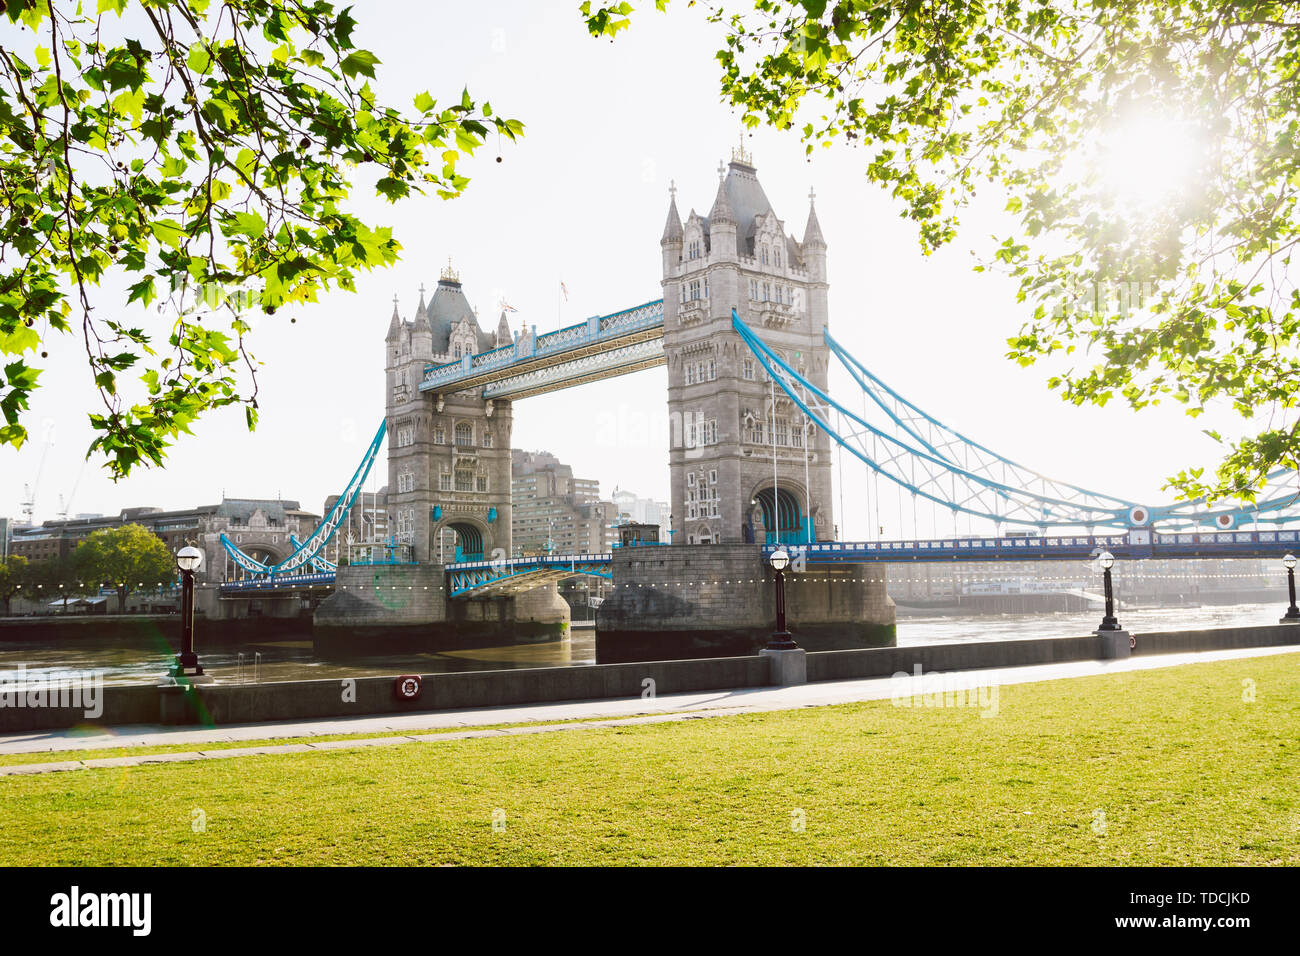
[0,0,1249,540]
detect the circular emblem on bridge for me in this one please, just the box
[1128,506,1151,526]
[1216,513,1236,530]
[394,675,423,701]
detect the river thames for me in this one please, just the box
[0,600,1286,687]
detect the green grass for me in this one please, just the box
[1,653,1298,865]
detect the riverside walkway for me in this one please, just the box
[1,643,1296,776]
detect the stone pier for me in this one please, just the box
[595,544,896,663]
[312,564,569,656]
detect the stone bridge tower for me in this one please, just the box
[385,264,515,564]
[661,147,834,545]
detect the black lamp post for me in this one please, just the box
[174,545,204,677]
[1282,553,1300,622]
[767,548,798,649]
[1097,550,1121,631]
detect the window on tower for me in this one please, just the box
[454,422,473,447]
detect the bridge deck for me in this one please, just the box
[215,530,1299,595]
[769,529,1300,563]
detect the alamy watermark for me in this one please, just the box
[888,664,999,717]
[1038,279,1156,320]
[0,665,104,719]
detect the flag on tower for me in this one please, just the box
[499,299,518,313]
[559,281,569,301]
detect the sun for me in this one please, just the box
[1093,109,1205,212]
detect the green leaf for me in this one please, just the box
[340,49,380,79]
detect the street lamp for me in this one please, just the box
[1096,550,1120,631]
[767,548,798,649]
[1282,553,1300,622]
[174,545,204,677]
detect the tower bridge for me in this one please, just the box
[210,149,1300,660]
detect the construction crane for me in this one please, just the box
[57,458,88,521]
[18,433,54,525]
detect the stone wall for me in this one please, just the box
[313,563,568,654]
[5,623,1295,731]
[595,543,896,661]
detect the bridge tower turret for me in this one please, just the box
[384,266,514,565]
[661,147,835,546]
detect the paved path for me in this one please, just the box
[1,644,1296,777]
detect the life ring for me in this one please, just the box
[1129,635,1136,650]
[394,674,423,701]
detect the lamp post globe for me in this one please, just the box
[1282,554,1300,622]
[174,546,204,677]
[766,548,797,650]
[175,546,203,573]
[1097,550,1120,631]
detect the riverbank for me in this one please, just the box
[2,621,1297,732]
[2,650,1296,865]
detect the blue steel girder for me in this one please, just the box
[221,419,386,578]
[218,571,336,595]
[823,328,1300,532]
[420,299,664,398]
[290,534,337,572]
[767,527,1300,563]
[735,311,1300,532]
[448,554,613,598]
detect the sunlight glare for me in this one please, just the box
[1095,111,1203,211]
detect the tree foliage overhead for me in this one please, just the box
[585,0,1300,505]
[0,0,521,477]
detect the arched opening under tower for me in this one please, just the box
[753,487,808,545]
[241,545,282,566]
[439,522,484,563]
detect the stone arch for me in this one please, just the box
[240,543,284,566]
[431,514,489,563]
[748,481,808,545]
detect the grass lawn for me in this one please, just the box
[0,653,1297,865]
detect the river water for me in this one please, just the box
[0,601,1287,687]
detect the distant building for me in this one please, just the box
[324,486,391,562]
[610,486,669,530]
[8,498,320,584]
[511,450,618,555]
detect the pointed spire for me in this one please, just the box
[661,180,683,243]
[709,167,735,225]
[496,310,512,346]
[803,187,825,248]
[386,294,402,340]
[413,283,431,331]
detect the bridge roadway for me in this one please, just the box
[215,528,1300,599]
